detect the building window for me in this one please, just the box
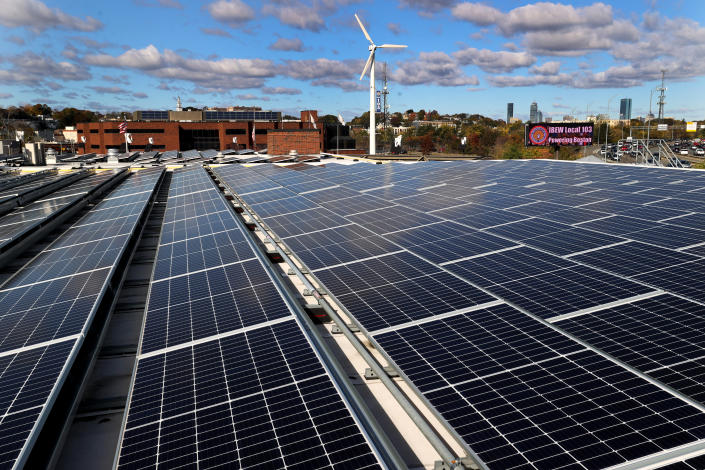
[180,128,219,151]
[225,129,247,135]
[255,129,267,134]
[105,129,119,133]
[128,128,165,133]
[91,145,99,149]
[90,129,99,133]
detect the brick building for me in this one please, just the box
[76,110,326,154]
[267,129,321,155]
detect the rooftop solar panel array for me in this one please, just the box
[0,170,126,252]
[117,166,382,470]
[0,167,164,469]
[212,160,705,469]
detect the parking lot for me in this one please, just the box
[593,138,705,166]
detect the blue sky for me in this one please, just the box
[1,0,704,121]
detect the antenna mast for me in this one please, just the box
[656,70,666,121]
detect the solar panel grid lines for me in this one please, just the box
[209,160,705,468]
[121,185,384,468]
[0,338,78,470]
[0,168,166,470]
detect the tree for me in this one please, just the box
[390,112,402,127]
[319,114,338,125]
[417,109,426,121]
[420,134,434,156]
[350,111,370,128]
[26,103,53,117]
[53,108,100,128]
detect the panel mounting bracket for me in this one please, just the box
[434,457,480,470]
[364,366,399,380]
[332,324,359,334]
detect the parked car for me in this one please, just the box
[680,149,689,155]
[696,149,705,156]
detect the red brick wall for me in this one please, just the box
[76,115,323,154]
[267,130,321,155]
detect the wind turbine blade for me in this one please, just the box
[355,13,373,44]
[378,44,407,48]
[359,51,374,80]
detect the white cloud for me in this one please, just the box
[7,35,25,46]
[529,61,560,75]
[451,3,502,26]
[488,74,573,87]
[524,20,639,56]
[102,74,130,84]
[309,78,367,91]
[205,0,255,26]
[0,52,90,85]
[454,47,535,73]
[0,0,102,33]
[391,52,479,86]
[201,27,232,37]
[89,86,131,94]
[452,2,612,36]
[262,2,325,31]
[387,23,405,35]
[268,38,304,52]
[0,93,13,99]
[237,93,270,101]
[282,58,360,80]
[262,86,302,95]
[398,0,456,15]
[83,45,276,91]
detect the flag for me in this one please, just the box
[461,136,467,145]
[309,113,317,129]
[338,114,346,126]
[394,135,402,147]
[119,121,127,134]
[126,133,133,144]
[251,124,255,146]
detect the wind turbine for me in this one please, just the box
[355,13,406,155]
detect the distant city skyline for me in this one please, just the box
[0,0,704,121]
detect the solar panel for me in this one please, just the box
[0,168,164,468]
[384,221,518,264]
[119,166,383,469]
[210,160,705,469]
[120,321,381,470]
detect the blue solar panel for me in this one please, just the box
[209,160,705,469]
[121,167,383,469]
[0,168,164,469]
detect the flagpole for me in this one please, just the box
[125,133,129,153]
[337,124,339,155]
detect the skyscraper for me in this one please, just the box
[507,103,514,124]
[529,102,538,123]
[620,98,632,121]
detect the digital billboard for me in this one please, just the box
[525,122,593,146]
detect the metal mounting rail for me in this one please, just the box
[209,168,483,470]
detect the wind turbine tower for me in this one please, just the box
[355,14,406,155]
[656,70,666,121]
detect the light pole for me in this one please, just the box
[647,87,658,144]
[605,94,617,160]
